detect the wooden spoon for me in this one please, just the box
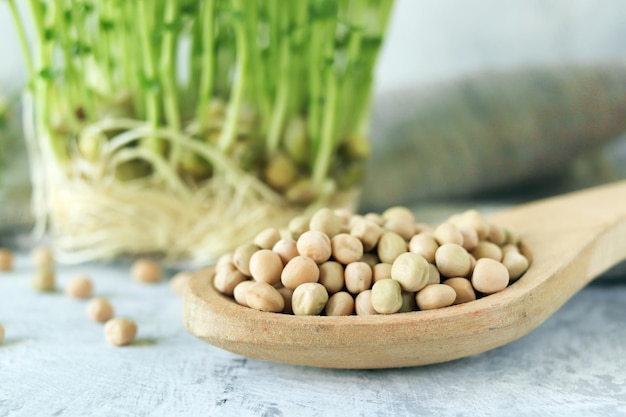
[183,181,626,369]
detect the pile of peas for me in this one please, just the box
[213,207,531,316]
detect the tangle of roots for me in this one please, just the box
[27,115,359,266]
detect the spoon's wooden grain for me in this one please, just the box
[183,181,626,369]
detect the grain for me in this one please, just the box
[433,222,464,246]
[170,271,193,295]
[131,258,163,283]
[354,290,377,315]
[281,256,319,289]
[0,248,14,271]
[104,318,137,346]
[371,279,402,314]
[65,275,93,299]
[232,243,260,276]
[272,238,299,265]
[87,298,114,323]
[318,261,345,294]
[246,282,285,313]
[390,252,429,292]
[213,263,247,296]
[249,249,283,285]
[416,284,457,310]
[325,291,355,316]
[442,277,477,304]
[309,208,342,238]
[32,267,56,292]
[291,283,328,315]
[408,233,438,263]
[344,262,372,294]
[331,233,364,264]
[435,243,471,278]
[472,258,510,294]
[296,230,332,264]
[377,231,407,264]
[31,246,54,268]
[253,227,282,249]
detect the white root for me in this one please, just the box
[26,112,359,266]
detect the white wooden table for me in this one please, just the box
[1,249,626,417]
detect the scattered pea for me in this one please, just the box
[291,283,328,316]
[65,275,93,299]
[0,323,4,344]
[31,246,54,268]
[32,267,56,292]
[131,258,163,283]
[371,279,402,314]
[170,271,194,295]
[104,318,137,346]
[0,248,14,271]
[87,298,115,323]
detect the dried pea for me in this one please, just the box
[391,252,429,292]
[325,291,355,316]
[371,279,403,314]
[87,298,114,323]
[104,318,137,346]
[442,277,476,304]
[291,283,328,316]
[0,248,14,271]
[246,282,285,313]
[416,284,457,310]
[472,258,509,294]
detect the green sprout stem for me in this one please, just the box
[8,0,394,196]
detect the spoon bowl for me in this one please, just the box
[183,181,626,368]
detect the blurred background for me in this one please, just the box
[2,0,626,226]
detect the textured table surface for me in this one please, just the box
[1,250,625,417]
